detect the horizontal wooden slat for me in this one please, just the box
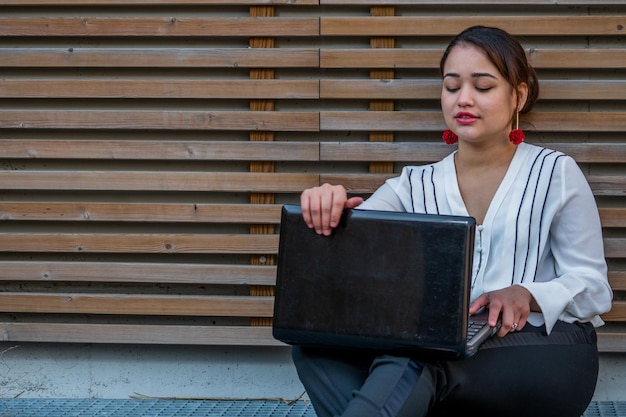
[4,0,316,4]
[320,16,626,36]
[0,322,283,346]
[320,49,626,69]
[0,234,619,265]
[321,111,444,130]
[534,143,624,163]
[0,48,319,68]
[320,173,626,197]
[320,173,398,194]
[0,171,319,192]
[602,301,626,322]
[0,233,279,254]
[0,110,320,131]
[0,140,320,161]
[0,264,619,292]
[0,202,282,223]
[605,239,626,259]
[596,332,626,353]
[0,293,275,317]
[0,79,320,99]
[316,173,419,193]
[0,201,620,232]
[320,111,626,132]
[609,271,626,291]
[528,49,626,69]
[0,261,277,285]
[0,17,319,37]
[321,141,447,162]
[539,80,626,101]
[0,110,608,132]
[601,209,626,228]
[588,177,626,197]
[0,321,620,350]
[320,79,626,101]
[321,79,440,99]
[321,0,626,5]
[6,48,620,71]
[7,0,620,4]
[321,49,441,69]
[320,142,626,164]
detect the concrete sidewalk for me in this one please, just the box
[0,399,625,417]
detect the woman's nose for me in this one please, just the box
[457,86,474,106]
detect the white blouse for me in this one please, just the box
[358,143,613,333]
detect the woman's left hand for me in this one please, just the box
[469,285,536,337]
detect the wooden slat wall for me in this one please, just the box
[0,1,625,351]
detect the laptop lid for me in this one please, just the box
[272,204,479,359]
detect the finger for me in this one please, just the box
[513,314,528,332]
[345,196,364,209]
[328,194,347,230]
[482,298,508,337]
[307,189,326,234]
[300,191,314,229]
[315,185,341,235]
[329,196,363,229]
[490,305,505,333]
[499,307,517,336]
[481,294,504,329]
[469,293,488,315]
[317,187,332,235]
[320,197,333,236]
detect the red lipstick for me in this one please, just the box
[454,112,479,124]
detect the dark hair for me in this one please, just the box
[439,25,539,114]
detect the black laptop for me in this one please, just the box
[272,204,500,359]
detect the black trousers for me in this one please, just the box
[292,321,598,417]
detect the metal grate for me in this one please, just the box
[1,399,625,417]
[0,399,317,417]
[583,401,626,417]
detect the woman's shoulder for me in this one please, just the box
[518,142,573,166]
[519,142,563,156]
[517,143,587,186]
[519,142,568,157]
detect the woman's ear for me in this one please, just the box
[517,82,529,112]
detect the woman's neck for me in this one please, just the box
[453,140,520,224]
[455,139,518,170]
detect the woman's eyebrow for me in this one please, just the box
[443,72,497,79]
[472,72,497,79]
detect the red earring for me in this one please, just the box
[509,112,524,145]
[442,129,458,145]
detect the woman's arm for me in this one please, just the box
[519,156,613,333]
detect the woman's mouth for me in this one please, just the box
[455,112,479,124]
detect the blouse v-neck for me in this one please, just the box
[444,143,528,227]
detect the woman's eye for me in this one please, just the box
[476,86,493,92]
[445,86,459,92]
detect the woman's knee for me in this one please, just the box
[433,343,598,417]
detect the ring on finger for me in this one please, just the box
[511,322,518,331]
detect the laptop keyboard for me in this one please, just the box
[467,320,488,341]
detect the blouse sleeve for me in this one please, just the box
[357,170,411,212]
[519,156,613,333]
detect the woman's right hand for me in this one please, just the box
[300,184,364,235]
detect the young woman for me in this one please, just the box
[293,26,613,417]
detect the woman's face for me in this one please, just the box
[441,43,525,145]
